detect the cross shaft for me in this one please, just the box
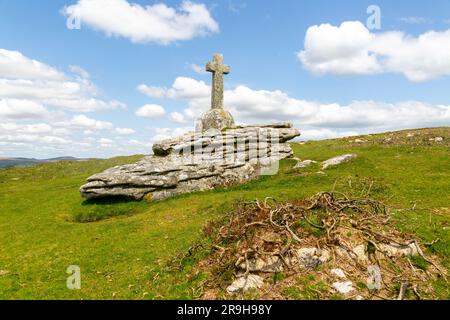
[206,54,230,110]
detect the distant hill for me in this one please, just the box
[0,156,92,169]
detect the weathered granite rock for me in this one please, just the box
[322,154,358,169]
[80,124,300,200]
[226,274,264,293]
[199,54,235,131]
[80,54,301,201]
[238,256,284,273]
[332,281,355,295]
[367,265,382,290]
[294,247,330,267]
[153,125,299,156]
[331,268,346,279]
[378,242,420,257]
[198,108,235,132]
[294,160,317,168]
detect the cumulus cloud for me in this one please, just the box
[188,63,207,74]
[139,76,450,140]
[0,49,65,81]
[169,111,187,123]
[0,99,49,119]
[150,126,192,142]
[135,104,166,118]
[68,114,113,130]
[137,84,167,98]
[115,127,136,135]
[0,48,126,112]
[138,77,209,100]
[298,21,450,82]
[0,49,140,158]
[62,0,219,44]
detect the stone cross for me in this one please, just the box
[206,54,230,110]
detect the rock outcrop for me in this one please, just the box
[80,124,300,200]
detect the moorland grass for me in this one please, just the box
[0,127,448,299]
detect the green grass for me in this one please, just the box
[0,127,448,299]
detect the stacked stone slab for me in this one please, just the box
[80,124,300,200]
[79,54,301,201]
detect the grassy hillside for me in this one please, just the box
[0,127,448,299]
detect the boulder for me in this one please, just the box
[80,124,300,200]
[322,154,358,169]
[294,160,317,168]
[378,242,420,257]
[197,108,235,131]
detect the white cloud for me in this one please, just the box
[69,65,90,79]
[98,138,114,144]
[0,133,71,145]
[0,49,126,112]
[138,77,210,100]
[167,77,210,99]
[135,104,166,118]
[115,127,136,135]
[0,99,49,119]
[143,76,450,140]
[301,129,359,141]
[150,126,192,142]
[69,114,113,130]
[62,0,219,44]
[0,49,65,81]
[298,21,450,82]
[188,63,207,74]
[137,84,167,98]
[169,111,187,123]
[0,49,137,158]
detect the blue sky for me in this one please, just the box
[0,0,449,158]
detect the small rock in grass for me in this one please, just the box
[335,244,368,264]
[322,154,358,169]
[353,244,369,263]
[227,274,264,293]
[295,248,330,267]
[238,256,283,273]
[429,137,443,142]
[331,268,346,279]
[378,242,420,258]
[367,265,382,290]
[332,281,354,295]
[294,160,317,168]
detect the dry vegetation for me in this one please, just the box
[191,191,447,300]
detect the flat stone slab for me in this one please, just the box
[80,124,300,201]
[322,154,358,169]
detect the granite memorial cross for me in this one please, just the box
[206,53,230,110]
[199,54,235,131]
[79,53,300,200]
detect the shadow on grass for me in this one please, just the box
[81,196,138,206]
[70,196,148,223]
